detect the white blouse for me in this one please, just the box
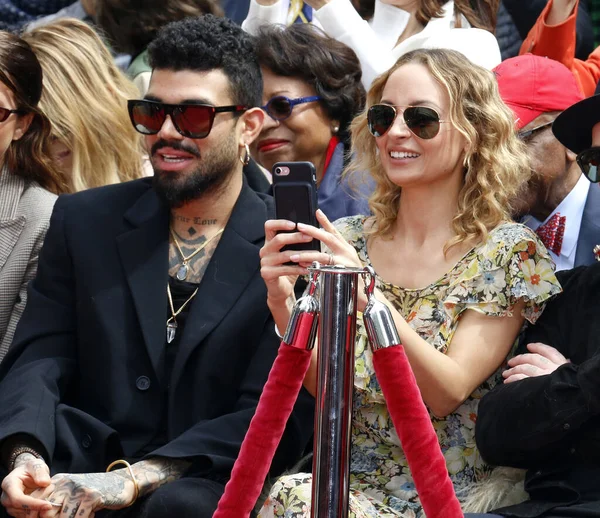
[243,0,502,89]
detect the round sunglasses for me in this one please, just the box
[128,99,247,139]
[367,104,447,140]
[577,147,600,183]
[262,95,321,121]
[0,107,23,123]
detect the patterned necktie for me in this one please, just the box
[536,212,566,256]
[288,0,313,24]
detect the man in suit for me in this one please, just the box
[471,94,600,516]
[495,54,600,270]
[0,14,313,518]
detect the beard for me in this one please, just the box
[151,133,239,208]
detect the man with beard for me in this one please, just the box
[0,14,314,518]
[494,54,600,270]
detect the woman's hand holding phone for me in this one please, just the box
[260,210,368,314]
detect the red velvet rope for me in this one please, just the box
[373,346,464,518]
[213,340,313,518]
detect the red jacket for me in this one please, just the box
[520,0,600,97]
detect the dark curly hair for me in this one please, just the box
[255,24,365,139]
[147,15,262,108]
[0,31,66,193]
[95,0,224,57]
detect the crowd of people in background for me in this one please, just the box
[0,1,599,517]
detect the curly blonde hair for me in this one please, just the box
[22,18,145,192]
[347,48,530,252]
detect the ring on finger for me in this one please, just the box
[328,252,335,266]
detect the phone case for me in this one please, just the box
[272,161,320,253]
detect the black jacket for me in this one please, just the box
[476,263,600,516]
[0,177,314,480]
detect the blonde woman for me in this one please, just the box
[259,48,561,516]
[22,18,146,192]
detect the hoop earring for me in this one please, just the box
[239,143,251,166]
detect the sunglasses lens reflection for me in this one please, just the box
[580,149,600,182]
[0,108,11,123]
[404,107,441,139]
[175,106,213,139]
[268,97,292,120]
[131,102,164,135]
[368,105,396,137]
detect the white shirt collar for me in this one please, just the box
[524,173,590,261]
[371,0,410,48]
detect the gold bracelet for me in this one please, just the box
[106,459,139,507]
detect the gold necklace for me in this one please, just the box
[166,283,199,344]
[170,228,224,281]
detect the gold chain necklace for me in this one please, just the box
[170,228,224,281]
[166,283,199,344]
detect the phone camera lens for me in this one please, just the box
[275,167,283,175]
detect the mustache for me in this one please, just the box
[151,139,201,158]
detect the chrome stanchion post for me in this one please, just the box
[362,265,401,350]
[310,263,363,518]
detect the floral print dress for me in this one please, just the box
[259,216,561,518]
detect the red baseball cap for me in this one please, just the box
[493,54,583,130]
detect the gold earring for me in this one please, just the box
[239,143,251,166]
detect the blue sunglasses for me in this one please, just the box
[262,95,321,121]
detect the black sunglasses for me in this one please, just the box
[128,99,248,139]
[262,95,321,121]
[0,107,23,123]
[577,147,600,183]
[367,104,446,139]
[517,120,555,142]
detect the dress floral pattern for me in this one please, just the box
[259,216,561,518]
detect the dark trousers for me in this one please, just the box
[100,477,225,518]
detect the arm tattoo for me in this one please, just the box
[131,458,191,498]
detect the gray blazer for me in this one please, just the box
[0,168,56,362]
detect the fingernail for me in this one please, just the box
[316,209,324,216]
[297,223,307,229]
[285,221,296,229]
[290,254,300,261]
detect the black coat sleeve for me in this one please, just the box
[503,0,594,60]
[475,266,600,468]
[0,198,77,462]
[147,316,314,478]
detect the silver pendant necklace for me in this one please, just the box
[166,283,199,344]
[170,228,224,281]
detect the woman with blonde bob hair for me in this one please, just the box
[259,48,561,516]
[22,18,145,192]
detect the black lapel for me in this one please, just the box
[575,184,600,266]
[116,186,170,380]
[171,183,270,384]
